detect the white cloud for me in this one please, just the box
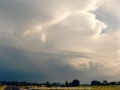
[1,0,120,83]
[59,11,107,36]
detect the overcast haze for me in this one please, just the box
[0,0,120,84]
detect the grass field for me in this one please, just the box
[81,85,120,90]
[0,86,6,90]
[1,85,120,90]
[19,85,120,90]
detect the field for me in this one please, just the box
[82,85,120,90]
[0,86,6,90]
[1,85,120,90]
[19,85,120,90]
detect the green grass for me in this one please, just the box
[10,85,120,90]
[80,85,120,90]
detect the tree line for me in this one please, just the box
[0,79,120,87]
[91,80,120,86]
[0,79,79,87]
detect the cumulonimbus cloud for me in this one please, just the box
[0,0,120,83]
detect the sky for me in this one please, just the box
[0,0,120,84]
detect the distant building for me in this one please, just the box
[53,82,62,87]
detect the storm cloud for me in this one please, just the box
[0,0,120,84]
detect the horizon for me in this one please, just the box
[0,79,120,85]
[0,0,120,84]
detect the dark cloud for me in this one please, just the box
[0,0,120,84]
[0,44,118,84]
